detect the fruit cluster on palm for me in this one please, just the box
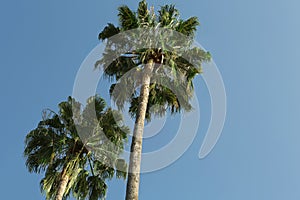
[97,1,211,200]
[24,96,129,200]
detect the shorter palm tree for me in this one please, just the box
[24,96,129,200]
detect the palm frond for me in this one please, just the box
[137,0,150,26]
[98,23,120,41]
[118,5,138,30]
[158,4,179,27]
[88,176,107,200]
[176,17,199,36]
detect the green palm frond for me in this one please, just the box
[176,17,199,36]
[98,23,120,41]
[72,169,89,200]
[137,0,150,26]
[24,127,64,173]
[118,5,138,30]
[88,176,107,200]
[40,165,61,200]
[158,4,179,27]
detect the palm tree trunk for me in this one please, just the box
[125,60,154,200]
[55,168,69,200]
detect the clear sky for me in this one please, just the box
[1,0,300,199]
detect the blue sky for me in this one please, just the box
[1,0,300,199]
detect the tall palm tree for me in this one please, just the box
[24,96,129,200]
[97,1,211,199]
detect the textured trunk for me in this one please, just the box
[125,60,154,200]
[55,168,69,200]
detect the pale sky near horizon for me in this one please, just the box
[1,0,300,199]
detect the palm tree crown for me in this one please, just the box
[24,96,129,200]
[97,0,211,120]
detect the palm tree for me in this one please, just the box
[97,1,211,199]
[24,96,129,200]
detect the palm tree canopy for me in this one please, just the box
[96,0,211,121]
[24,96,129,200]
